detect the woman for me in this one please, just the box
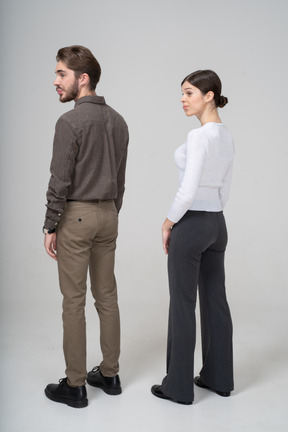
[151,70,235,405]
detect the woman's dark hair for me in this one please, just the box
[181,70,228,108]
[56,45,101,90]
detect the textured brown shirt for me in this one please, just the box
[44,95,129,231]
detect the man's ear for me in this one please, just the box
[79,73,90,88]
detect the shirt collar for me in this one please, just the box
[74,95,106,107]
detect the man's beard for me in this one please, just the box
[59,80,79,103]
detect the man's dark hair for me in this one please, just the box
[56,45,101,90]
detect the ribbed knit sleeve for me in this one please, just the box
[167,129,208,223]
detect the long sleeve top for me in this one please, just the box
[167,122,235,223]
[44,95,129,231]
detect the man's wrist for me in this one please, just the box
[43,227,56,234]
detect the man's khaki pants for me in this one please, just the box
[56,200,120,387]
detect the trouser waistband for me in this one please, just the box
[67,199,110,203]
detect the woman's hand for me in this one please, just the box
[162,218,174,254]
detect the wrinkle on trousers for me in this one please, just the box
[56,200,120,387]
[161,211,233,403]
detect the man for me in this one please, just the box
[43,46,129,408]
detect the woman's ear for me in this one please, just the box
[205,91,214,102]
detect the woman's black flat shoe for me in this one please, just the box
[194,376,230,397]
[151,385,192,405]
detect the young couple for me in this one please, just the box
[43,45,234,408]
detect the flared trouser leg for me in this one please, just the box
[198,249,234,392]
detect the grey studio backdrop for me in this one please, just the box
[0,0,287,431]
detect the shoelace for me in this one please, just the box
[58,378,67,384]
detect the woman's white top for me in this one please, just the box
[167,122,235,223]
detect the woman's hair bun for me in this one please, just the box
[219,95,228,108]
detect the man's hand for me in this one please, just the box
[44,232,57,261]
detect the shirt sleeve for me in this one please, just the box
[219,161,233,208]
[114,144,128,213]
[167,129,208,223]
[44,117,79,230]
